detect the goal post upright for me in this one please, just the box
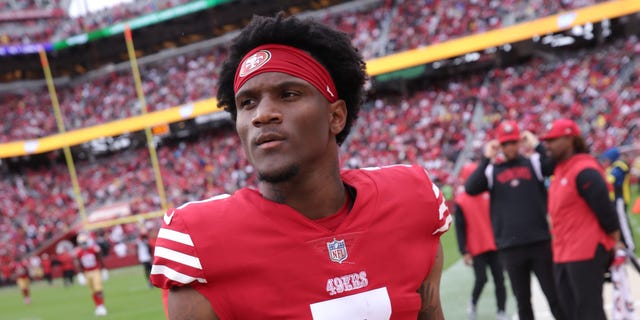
[39,48,88,225]
[124,23,169,214]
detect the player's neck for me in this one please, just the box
[259,170,346,220]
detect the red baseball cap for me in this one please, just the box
[496,120,521,144]
[541,119,581,140]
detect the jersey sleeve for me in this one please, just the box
[419,166,452,236]
[150,207,207,289]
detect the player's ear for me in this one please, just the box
[328,99,347,135]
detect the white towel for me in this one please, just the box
[611,249,637,320]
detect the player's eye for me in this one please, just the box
[281,91,299,100]
[237,98,255,110]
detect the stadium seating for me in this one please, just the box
[0,0,191,45]
[0,0,612,141]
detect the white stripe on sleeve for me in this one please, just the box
[151,265,207,284]
[157,228,195,246]
[431,183,440,199]
[154,246,203,270]
[438,198,448,220]
[432,215,452,235]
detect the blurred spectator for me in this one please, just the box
[56,248,76,287]
[465,121,566,320]
[136,231,153,288]
[41,252,53,285]
[600,147,636,252]
[94,229,112,257]
[0,258,11,286]
[454,162,506,320]
[113,241,127,257]
[541,118,622,320]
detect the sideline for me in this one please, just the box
[442,259,640,319]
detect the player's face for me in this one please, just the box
[234,72,344,183]
[500,140,520,160]
[544,136,571,162]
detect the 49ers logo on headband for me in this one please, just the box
[239,50,271,78]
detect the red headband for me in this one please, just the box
[233,44,339,103]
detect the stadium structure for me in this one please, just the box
[0,0,638,279]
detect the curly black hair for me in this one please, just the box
[572,135,590,154]
[216,12,368,145]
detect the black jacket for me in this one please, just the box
[465,144,554,249]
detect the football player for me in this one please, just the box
[151,12,451,320]
[75,232,108,316]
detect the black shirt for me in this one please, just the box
[465,144,554,249]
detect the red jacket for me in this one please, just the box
[548,154,615,262]
[455,191,496,256]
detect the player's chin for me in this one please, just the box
[257,163,300,183]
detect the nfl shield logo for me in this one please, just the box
[327,238,348,263]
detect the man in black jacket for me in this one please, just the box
[465,120,566,320]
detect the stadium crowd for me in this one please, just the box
[0,0,616,142]
[0,0,608,48]
[0,0,191,45]
[1,0,639,278]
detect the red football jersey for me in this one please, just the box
[13,261,30,279]
[75,246,101,271]
[151,165,451,319]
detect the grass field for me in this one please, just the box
[0,266,165,320]
[1,187,638,319]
